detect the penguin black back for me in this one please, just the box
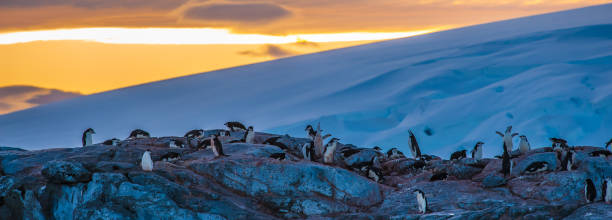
[225,121,247,132]
[213,135,227,156]
[262,136,288,150]
[184,129,203,138]
[82,128,95,147]
[270,153,286,160]
[430,172,448,182]
[585,179,596,203]
[590,150,612,157]
[450,150,467,161]
[129,129,150,139]
[501,142,511,176]
[524,161,549,173]
[408,130,422,159]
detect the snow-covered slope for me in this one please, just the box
[1,4,612,157]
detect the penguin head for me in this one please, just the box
[329,138,339,143]
[305,125,313,131]
[85,128,95,134]
[413,189,425,196]
[373,146,382,151]
[476,142,484,147]
[248,126,254,131]
[145,149,151,153]
[505,126,512,133]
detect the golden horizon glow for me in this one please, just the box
[0,27,438,45]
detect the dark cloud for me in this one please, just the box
[0,85,81,115]
[238,44,296,58]
[0,0,189,9]
[184,3,291,22]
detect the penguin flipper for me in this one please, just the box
[496,131,504,137]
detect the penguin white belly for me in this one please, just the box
[141,152,153,171]
[85,134,93,146]
[301,143,310,160]
[245,132,255,144]
[212,145,219,157]
[323,143,337,164]
[169,142,178,148]
[503,135,513,152]
[417,194,426,213]
[368,169,379,182]
[475,147,483,160]
[519,142,529,153]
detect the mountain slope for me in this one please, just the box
[1,4,612,157]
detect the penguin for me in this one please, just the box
[561,150,575,171]
[129,129,150,139]
[82,128,95,147]
[168,140,184,148]
[198,138,212,150]
[210,135,228,158]
[225,121,247,132]
[550,138,568,151]
[243,126,255,144]
[496,126,518,152]
[603,178,612,204]
[501,142,511,177]
[160,152,180,162]
[339,147,362,158]
[141,149,153,171]
[524,162,549,173]
[219,130,230,137]
[270,153,286,160]
[408,130,422,160]
[411,160,427,169]
[386,148,406,160]
[430,172,448,182]
[450,150,467,161]
[262,136,288,149]
[605,138,612,150]
[102,138,120,146]
[304,125,317,140]
[184,129,204,139]
[301,141,316,161]
[471,142,484,160]
[361,162,383,183]
[323,138,339,164]
[373,146,383,152]
[585,179,596,203]
[518,135,531,154]
[589,150,612,158]
[413,189,428,214]
[312,124,324,160]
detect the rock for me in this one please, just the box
[512,152,558,175]
[41,161,92,184]
[482,174,506,188]
[564,203,612,220]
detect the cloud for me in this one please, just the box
[0,85,81,115]
[238,44,296,58]
[0,0,189,9]
[184,3,291,22]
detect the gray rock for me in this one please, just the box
[41,161,92,184]
[482,174,506,188]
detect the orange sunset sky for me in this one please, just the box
[1,0,611,114]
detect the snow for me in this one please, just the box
[1,4,611,158]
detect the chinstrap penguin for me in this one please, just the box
[210,135,228,158]
[225,121,247,132]
[524,162,549,173]
[387,148,406,160]
[160,152,180,162]
[141,149,153,171]
[518,135,530,154]
[585,179,596,203]
[589,150,612,158]
[550,138,568,151]
[471,142,484,160]
[561,150,575,171]
[450,150,467,161]
[129,129,150,139]
[496,126,518,152]
[168,140,184,148]
[102,138,120,146]
[270,153,286,160]
[301,141,316,161]
[244,126,255,144]
[323,138,339,164]
[413,189,428,214]
[82,128,95,147]
[262,136,288,150]
[184,129,204,139]
[408,130,422,160]
[430,172,448,181]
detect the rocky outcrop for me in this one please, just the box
[0,131,611,219]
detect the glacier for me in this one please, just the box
[0,4,611,158]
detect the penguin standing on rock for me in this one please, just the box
[323,138,339,164]
[225,122,247,132]
[387,148,406,160]
[301,141,316,161]
[141,149,153,171]
[408,130,422,160]
[585,179,596,203]
[168,140,184,148]
[471,142,484,160]
[496,126,518,152]
[82,128,95,147]
[518,135,531,154]
[210,135,228,158]
[603,178,611,203]
[413,189,428,214]
[550,138,568,151]
[305,125,317,140]
[244,126,255,144]
[129,129,150,139]
[561,150,575,171]
[524,162,549,173]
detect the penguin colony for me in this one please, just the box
[78,123,612,214]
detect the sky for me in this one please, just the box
[1,0,611,115]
